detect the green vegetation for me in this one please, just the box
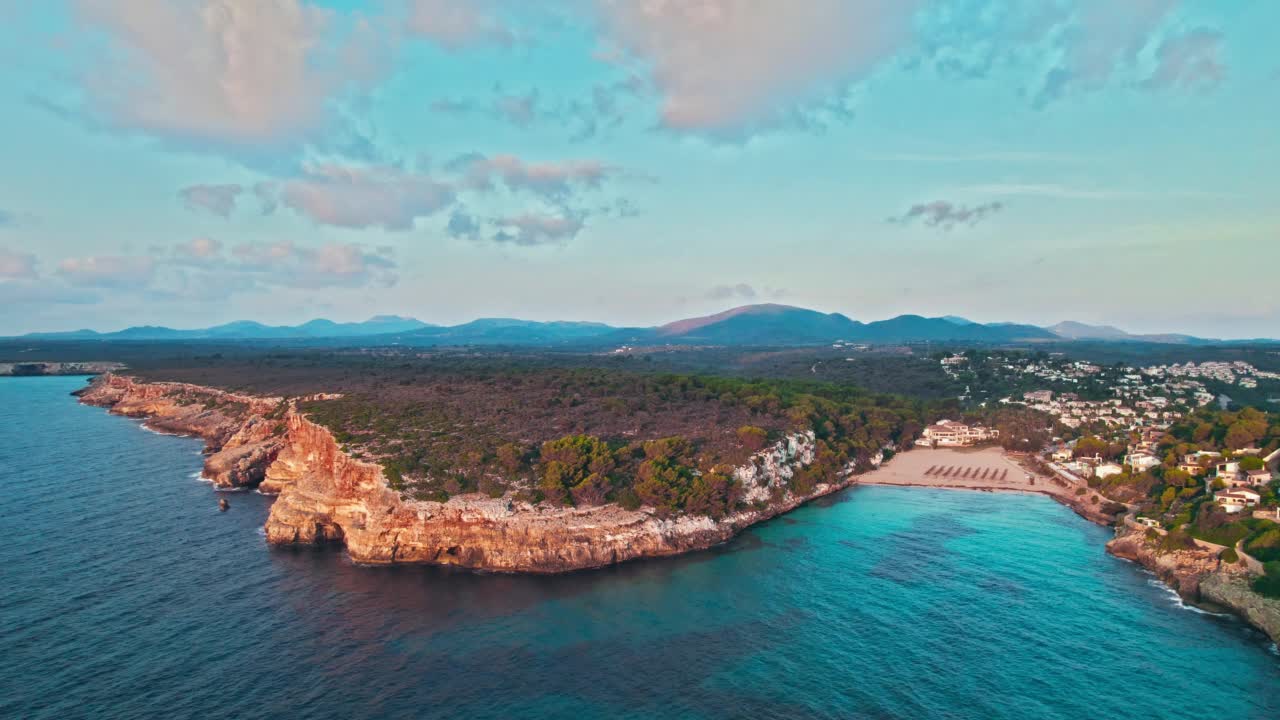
[1252,562,1280,600]
[1244,526,1280,563]
[288,362,926,515]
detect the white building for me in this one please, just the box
[917,419,1001,447]
[1095,463,1124,480]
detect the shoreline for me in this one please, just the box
[68,373,1280,644]
[75,373,880,574]
[854,446,1120,526]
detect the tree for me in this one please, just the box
[736,425,768,452]
[1239,456,1264,472]
[539,435,617,507]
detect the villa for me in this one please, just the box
[916,420,1000,447]
[1216,488,1262,513]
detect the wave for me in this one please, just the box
[139,423,187,437]
[214,486,249,493]
[1144,577,1234,617]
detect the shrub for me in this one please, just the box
[1158,528,1197,552]
[1252,561,1280,599]
[736,425,768,452]
[1220,547,1239,564]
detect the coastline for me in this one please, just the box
[856,446,1121,526]
[75,373,879,574]
[71,373,1280,644]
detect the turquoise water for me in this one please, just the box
[1,376,1278,719]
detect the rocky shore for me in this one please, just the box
[1107,526,1280,645]
[77,374,868,573]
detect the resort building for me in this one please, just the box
[916,420,1000,447]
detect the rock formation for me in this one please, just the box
[78,374,858,573]
[1107,525,1280,644]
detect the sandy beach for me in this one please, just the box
[862,446,1087,504]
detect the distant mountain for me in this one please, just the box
[390,319,617,346]
[1046,320,1216,345]
[614,304,1056,346]
[14,306,1272,347]
[21,316,434,341]
[1046,321,1132,341]
[651,304,860,345]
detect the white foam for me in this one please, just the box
[1144,577,1233,617]
[214,486,248,493]
[139,423,185,437]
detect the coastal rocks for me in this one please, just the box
[77,374,284,489]
[1106,527,1219,602]
[1200,572,1280,644]
[264,420,843,572]
[79,373,856,573]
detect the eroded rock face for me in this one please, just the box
[78,374,286,489]
[78,374,854,573]
[264,417,840,572]
[1105,527,1220,601]
[1201,572,1280,644]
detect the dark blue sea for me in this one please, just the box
[2,376,1278,719]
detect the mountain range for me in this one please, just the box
[12,304,1271,347]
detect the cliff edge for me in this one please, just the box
[78,374,863,573]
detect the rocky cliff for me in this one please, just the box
[1106,526,1221,602]
[1200,572,1280,644]
[78,374,861,573]
[1107,526,1280,645]
[77,374,287,488]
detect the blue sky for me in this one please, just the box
[0,0,1276,337]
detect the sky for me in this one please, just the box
[0,0,1276,338]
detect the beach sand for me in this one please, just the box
[861,446,1085,502]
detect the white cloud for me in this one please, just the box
[77,0,372,151]
[275,163,456,230]
[56,254,156,287]
[593,0,920,135]
[491,212,583,245]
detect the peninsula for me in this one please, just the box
[76,367,916,572]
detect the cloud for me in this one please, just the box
[229,240,398,287]
[445,209,482,241]
[178,184,244,217]
[493,89,539,126]
[171,237,225,264]
[405,0,514,49]
[491,212,583,246]
[76,0,373,153]
[0,247,38,280]
[56,254,157,287]
[274,163,456,230]
[449,153,616,202]
[1032,0,1178,107]
[1145,28,1225,91]
[889,201,1004,230]
[706,283,757,301]
[592,0,920,135]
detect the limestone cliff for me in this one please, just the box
[77,374,287,489]
[1201,572,1280,644]
[78,374,859,573]
[1107,526,1280,645]
[1106,526,1220,602]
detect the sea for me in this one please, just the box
[2,375,1278,720]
